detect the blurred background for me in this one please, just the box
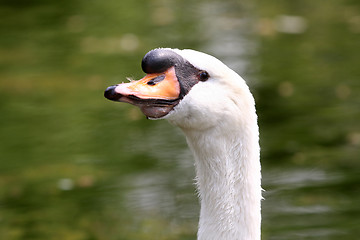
[0,0,359,239]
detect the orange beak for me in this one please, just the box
[114,66,180,100]
[104,66,181,119]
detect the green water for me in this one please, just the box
[0,0,359,239]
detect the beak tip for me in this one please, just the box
[104,85,121,101]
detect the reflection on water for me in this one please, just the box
[263,167,360,240]
[0,0,359,239]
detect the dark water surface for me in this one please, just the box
[0,0,359,239]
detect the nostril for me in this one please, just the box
[147,75,165,86]
[104,85,121,100]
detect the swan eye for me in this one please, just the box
[147,75,165,86]
[199,71,209,81]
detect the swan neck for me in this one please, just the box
[184,125,261,240]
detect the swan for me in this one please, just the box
[104,48,261,240]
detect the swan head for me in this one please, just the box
[104,48,254,130]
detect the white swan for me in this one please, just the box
[104,48,261,240]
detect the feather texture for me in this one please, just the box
[164,49,261,240]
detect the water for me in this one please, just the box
[0,0,359,239]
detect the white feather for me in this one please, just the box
[164,49,262,240]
